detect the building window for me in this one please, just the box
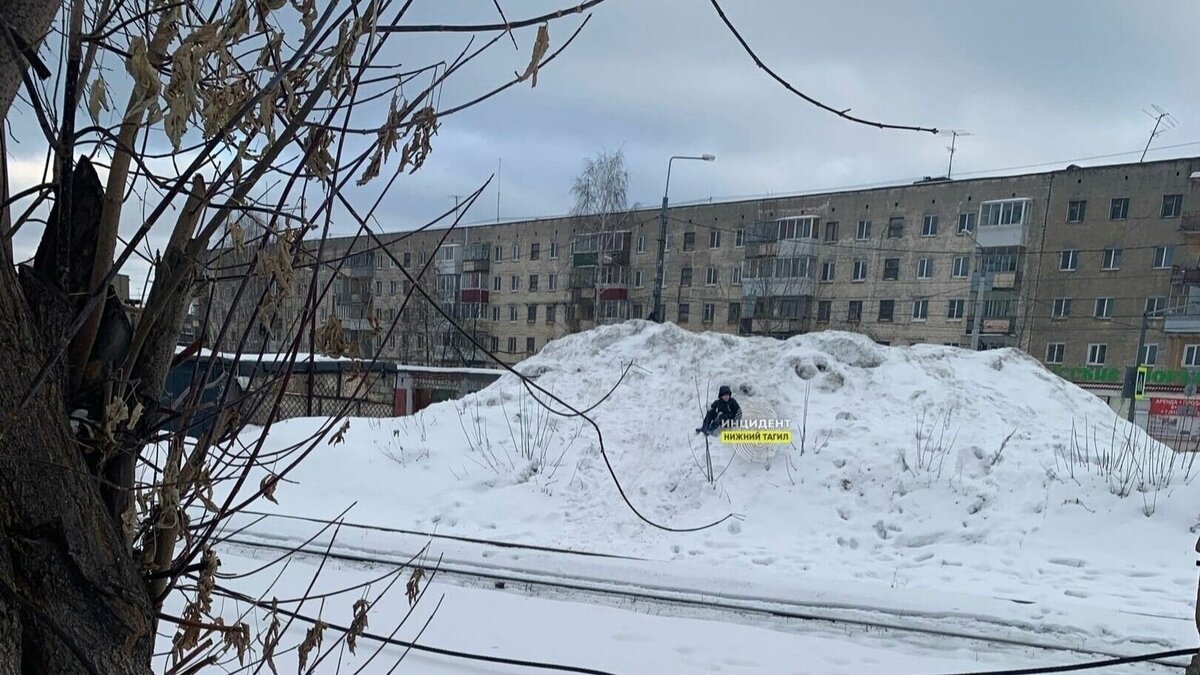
[706,267,719,286]
[678,303,690,323]
[887,217,904,238]
[1101,247,1122,270]
[1087,343,1107,366]
[951,256,969,278]
[912,298,929,321]
[731,265,742,285]
[390,280,399,294]
[857,220,872,240]
[683,232,696,251]
[820,261,835,282]
[957,212,976,234]
[703,303,715,323]
[530,243,540,260]
[947,299,965,320]
[878,299,895,322]
[917,258,934,279]
[1094,297,1114,319]
[1141,343,1158,367]
[507,337,517,353]
[853,260,868,282]
[709,230,721,248]
[1146,296,1167,316]
[1184,345,1200,367]
[1052,297,1071,319]
[509,305,518,321]
[825,222,839,242]
[550,240,559,259]
[441,247,453,261]
[681,267,693,287]
[512,242,520,260]
[404,251,413,266]
[529,274,538,292]
[637,234,646,253]
[778,217,819,240]
[1059,249,1079,271]
[817,300,831,323]
[489,336,499,352]
[527,304,537,322]
[1067,200,1086,223]
[735,229,745,247]
[1162,194,1184,219]
[492,306,500,321]
[376,281,383,295]
[883,258,900,280]
[1154,245,1175,269]
[526,337,535,355]
[980,199,1030,226]
[1046,343,1065,364]
[543,304,556,324]
[632,303,643,319]
[1109,197,1129,220]
[727,302,741,323]
[922,215,938,237]
[634,270,644,288]
[848,300,863,323]
[548,274,558,291]
[511,275,519,291]
[493,246,503,262]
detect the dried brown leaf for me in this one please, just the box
[347,598,370,654]
[124,37,161,121]
[406,567,424,606]
[330,420,350,446]
[515,23,550,88]
[297,620,325,672]
[260,473,279,504]
[87,75,110,125]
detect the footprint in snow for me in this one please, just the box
[1048,557,1086,568]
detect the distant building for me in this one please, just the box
[199,157,1200,431]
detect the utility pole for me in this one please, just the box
[1129,311,1150,424]
[652,192,669,322]
[970,268,991,351]
[652,154,715,323]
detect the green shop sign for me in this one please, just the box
[1049,365,1200,387]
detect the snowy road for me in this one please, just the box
[211,531,1186,674]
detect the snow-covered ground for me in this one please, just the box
[202,321,1200,668]
[174,545,1172,674]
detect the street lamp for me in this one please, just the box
[651,154,716,322]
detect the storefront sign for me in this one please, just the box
[1050,365,1200,388]
[1148,397,1200,444]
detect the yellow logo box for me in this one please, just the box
[718,430,793,444]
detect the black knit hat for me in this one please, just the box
[719,385,732,397]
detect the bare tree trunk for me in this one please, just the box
[0,0,61,121]
[0,265,154,673]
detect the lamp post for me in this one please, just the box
[651,154,715,323]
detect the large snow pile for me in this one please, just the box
[240,321,1200,647]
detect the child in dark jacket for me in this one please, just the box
[697,385,742,436]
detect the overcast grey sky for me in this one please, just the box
[7,0,1200,290]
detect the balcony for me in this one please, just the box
[1165,304,1200,333]
[1172,266,1200,285]
[462,243,490,272]
[980,318,1014,335]
[571,231,630,267]
[460,289,489,304]
[991,271,1019,289]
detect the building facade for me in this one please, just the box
[200,157,1200,424]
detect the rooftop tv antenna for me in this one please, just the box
[1140,104,1178,162]
[938,129,973,178]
